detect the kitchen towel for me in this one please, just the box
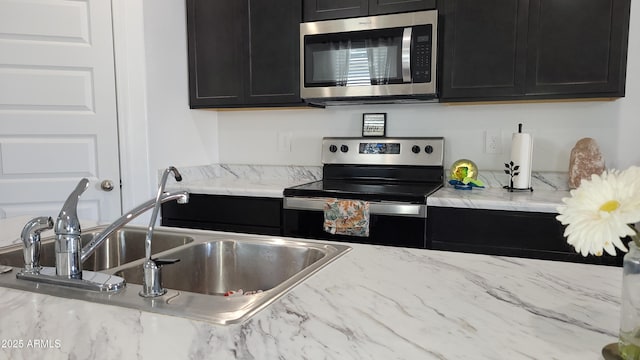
[509,125,533,189]
[323,198,370,237]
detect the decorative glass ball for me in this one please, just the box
[450,159,479,181]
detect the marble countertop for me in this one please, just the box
[166,165,571,213]
[164,164,322,198]
[0,216,621,359]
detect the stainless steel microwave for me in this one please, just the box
[300,10,438,105]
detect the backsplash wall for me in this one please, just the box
[216,100,622,172]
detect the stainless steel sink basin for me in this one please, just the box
[0,226,194,271]
[0,226,351,325]
[115,240,327,295]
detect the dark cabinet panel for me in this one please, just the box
[303,0,368,21]
[246,0,302,105]
[369,0,436,16]
[162,194,283,236]
[303,0,435,21]
[439,0,631,102]
[187,0,245,106]
[428,207,625,266]
[187,0,304,108]
[440,0,529,99]
[526,0,630,96]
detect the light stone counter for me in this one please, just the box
[428,171,571,213]
[163,164,322,198]
[164,165,571,213]
[0,216,622,360]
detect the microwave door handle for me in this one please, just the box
[401,27,412,83]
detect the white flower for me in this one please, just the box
[556,166,640,257]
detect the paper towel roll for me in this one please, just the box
[510,132,533,189]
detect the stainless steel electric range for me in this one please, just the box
[283,137,444,248]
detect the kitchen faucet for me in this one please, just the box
[17,167,189,293]
[139,166,183,297]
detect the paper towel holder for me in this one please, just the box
[503,161,533,192]
[503,123,534,192]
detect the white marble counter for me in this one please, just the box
[0,217,622,359]
[164,164,322,198]
[164,165,571,213]
[429,171,571,213]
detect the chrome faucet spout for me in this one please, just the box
[79,191,189,263]
[140,166,184,298]
[146,166,182,260]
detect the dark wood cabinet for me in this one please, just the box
[428,206,626,266]
[162,194,283,236]
[525,0,630,96]
[187,0,304,108]
[439,0,529,99]
[439,0,631,102]
[303,0,435,21]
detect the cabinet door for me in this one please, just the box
[369,0,436,15]
[303,0,368,21]
[246,0,303,105]
[526,0,630,97]
[439,0,530,101]
[186,0,246,108]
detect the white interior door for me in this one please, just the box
[0,0,122,223]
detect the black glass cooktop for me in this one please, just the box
[283,179,442,204]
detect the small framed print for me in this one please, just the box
[362,113,387,137]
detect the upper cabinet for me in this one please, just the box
[439,0,631,102]
[303,0,436,22]
[186,0,303,108]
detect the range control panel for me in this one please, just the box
[321,137,444,166]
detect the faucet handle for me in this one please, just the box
[152,258,180,266]
[55,178,89,236]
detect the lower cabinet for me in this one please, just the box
[161,194,282,236]
[428,206,626,266]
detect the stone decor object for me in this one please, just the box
[568,137,605,189]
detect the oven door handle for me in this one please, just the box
[283,197,426,218]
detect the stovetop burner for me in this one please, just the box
[283,179,442,204]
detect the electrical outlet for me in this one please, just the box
[277,132,292,152]
[485,130,502,154]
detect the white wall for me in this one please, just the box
[142,0,219,178]
[216,101,622,172]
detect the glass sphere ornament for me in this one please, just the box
[448,159,484,190]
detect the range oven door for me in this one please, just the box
[282,197,427,248]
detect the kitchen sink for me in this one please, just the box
[115,240,327,295]
[0,226,194,271]
[0,225,351,324]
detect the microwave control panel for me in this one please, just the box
[412,25,432,83]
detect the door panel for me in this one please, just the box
[0,0,121,222]
[369,0,436,15]
[526,0,630,96]
[302,0,368,21]
[439,0,529,100]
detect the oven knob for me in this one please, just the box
[329,144,338,153]
[425,145,434,154]
[411,145,420,154]
[340,145,349,153]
